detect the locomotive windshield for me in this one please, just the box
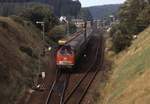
[60,45,73,55]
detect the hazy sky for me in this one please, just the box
[79,0,126,7]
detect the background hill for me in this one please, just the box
[78,8,93,21]
[86,4,121,19]
[0,0,81,17]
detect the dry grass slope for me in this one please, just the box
[0,17,50,104]
[102,27,150,104]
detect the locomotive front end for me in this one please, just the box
[56,45,75,69]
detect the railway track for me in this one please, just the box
[45,70,70,104]
[64,36,104,104]
[45,35,104,104]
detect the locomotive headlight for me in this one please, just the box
[58,40,67,45]
[59,61,63,64]
[63,57,67,60]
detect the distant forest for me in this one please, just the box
[0,0,81,17]
[86,4,121,19]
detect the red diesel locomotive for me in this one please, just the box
[56,28,92,69]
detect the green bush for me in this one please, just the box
[20,46,37,58]
[110,23,132,53]
[136,5,150,32]
[69,23,77,34]
[112,30,132,53]
[48,25,66,42]
[110,0,150,53]
[20,4,58,31]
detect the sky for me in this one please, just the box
[79,0,126,7]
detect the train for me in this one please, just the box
[56,28,92,69]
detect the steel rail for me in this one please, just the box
[45,69,61,104]
[77,36,104,104]
[60,74,70,104]
[45,70,70,104]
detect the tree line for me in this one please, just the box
[78,8,93,21]
[0,0,81,17]
[111,0,150,53]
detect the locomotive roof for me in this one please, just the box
[64,29,92,51]
[65,33,85,50]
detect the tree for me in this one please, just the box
[60,0,81,18]
[20,4,58,31]
[69,23,77,34]
[136,5,150,32]
[111,0,150,53]
[78,8,93,21]
[48,25,66,42]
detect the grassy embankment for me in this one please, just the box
[0,16,51,104]
[101,27,150,104]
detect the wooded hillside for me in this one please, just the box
[86,4,121,20]
[0,0,81,17]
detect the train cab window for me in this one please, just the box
[60,46,73,55]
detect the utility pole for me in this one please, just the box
[36,21,45,70]
[84,21,87,42]
[34,21,46,89]
[67,21,69,36]
[36,21,45,41]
